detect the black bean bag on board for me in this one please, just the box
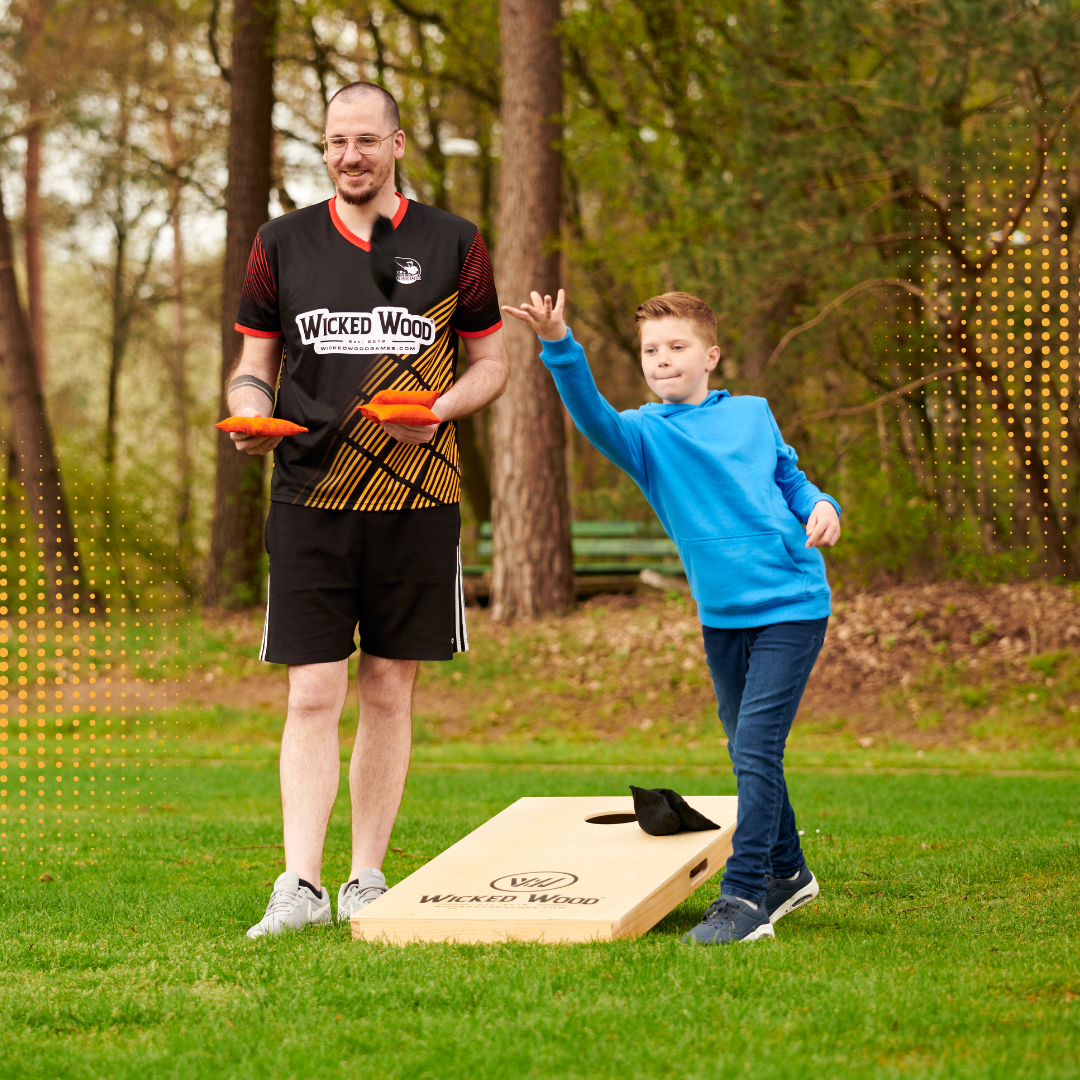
[630,786,720,835]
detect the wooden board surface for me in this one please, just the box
[351,795,737,944]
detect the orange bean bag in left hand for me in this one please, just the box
[215,417,309,436]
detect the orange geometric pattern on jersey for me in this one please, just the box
[299,292,463,511]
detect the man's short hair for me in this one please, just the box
[326,82,401,131]
[634,292,717,347]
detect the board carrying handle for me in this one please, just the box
[689,858,708,880]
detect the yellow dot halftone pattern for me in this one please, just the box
[918,142,1071,569]
[0,493,181,882]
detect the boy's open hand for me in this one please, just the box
[501,289,568,342]
[805,501,841,548]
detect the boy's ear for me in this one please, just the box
[705,344,721,372]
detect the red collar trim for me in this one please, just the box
[328,193,408,251]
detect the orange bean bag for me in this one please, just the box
[368,389,440,409]
[358,401,441,426]
[215,416,309,437]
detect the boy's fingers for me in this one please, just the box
[503,303,543,319]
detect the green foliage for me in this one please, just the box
[558,0,1080,576]
[820,435,1038,588]
[4,0,1078,596]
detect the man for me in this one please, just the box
[227,82,507,938]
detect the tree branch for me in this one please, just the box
[858,232,939,247]
[782,363,968,438]
[760,277,940,377]
[911,186,975,275]
[860,185,914,219]
[209,0,231,83]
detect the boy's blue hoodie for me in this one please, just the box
[541,329,841,629]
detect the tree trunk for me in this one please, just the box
[206,0,276,608]
[22,0,45,386]
[489,0,573,620]
[165,97,194,597]
[455,346,491,523]
[103,219,128,470]
[24,119,45,385]
[0,182,84,613]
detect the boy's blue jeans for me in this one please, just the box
[702,617,828,904]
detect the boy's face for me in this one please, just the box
[639,317,721,405]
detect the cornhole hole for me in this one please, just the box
[351,795,737,944]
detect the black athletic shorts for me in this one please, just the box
[260,501,468,664]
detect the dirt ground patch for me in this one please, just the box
[799,581,1080,745]
[176,581,1080,750]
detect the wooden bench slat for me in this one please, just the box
[477,520,669,540]
[475,537,677,558]
[467,520,685,579]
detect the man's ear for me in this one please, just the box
[705,344,721,372]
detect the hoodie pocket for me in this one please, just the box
[680,532,807,610]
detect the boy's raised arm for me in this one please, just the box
[503,290,646,485]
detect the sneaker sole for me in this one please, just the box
[246,904,333,938]
[743,921,776,941]
[769,875,819,924]
[683,920,776,945]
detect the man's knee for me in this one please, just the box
[357,654,417,713]
[287,661,348,719]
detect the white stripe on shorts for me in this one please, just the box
[259,576,271,661]
[454,542,469,653]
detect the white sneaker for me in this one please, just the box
[337,867,388,922]
[246,871,332,939]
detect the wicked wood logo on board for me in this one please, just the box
[419,870,601,906]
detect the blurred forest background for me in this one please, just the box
[0,0,1077,617]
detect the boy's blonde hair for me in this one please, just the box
[634,292,717,347]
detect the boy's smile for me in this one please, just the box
[640,317,721,405]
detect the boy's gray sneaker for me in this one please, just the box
[683,894,775,945]
[765,865,819,923]
[246,871,332,938]
[337,867,388,921]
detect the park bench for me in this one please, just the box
[463,520,686,599]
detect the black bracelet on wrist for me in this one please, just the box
[228,374,276,408]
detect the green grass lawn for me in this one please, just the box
[2,748,1078,1079]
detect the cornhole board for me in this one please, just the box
[351,795,737,944]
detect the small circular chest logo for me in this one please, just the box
[395,257,422,284]
[490,871,578,893]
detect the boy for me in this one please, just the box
[502,289,841,945]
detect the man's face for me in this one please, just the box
[639,317,721,405]
[323,96,405,206]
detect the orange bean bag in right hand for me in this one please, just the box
[367,389,440,409]
[358,401,441,426]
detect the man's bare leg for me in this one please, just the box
[280,660,349,889]
[348,652,417,878]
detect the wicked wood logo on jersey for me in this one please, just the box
[295,305,437,355]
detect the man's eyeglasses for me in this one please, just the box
[323,132,399,157]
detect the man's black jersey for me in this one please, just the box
[235,195,501,511]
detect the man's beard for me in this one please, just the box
[335,159,392,206]
[338,184,378,206]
